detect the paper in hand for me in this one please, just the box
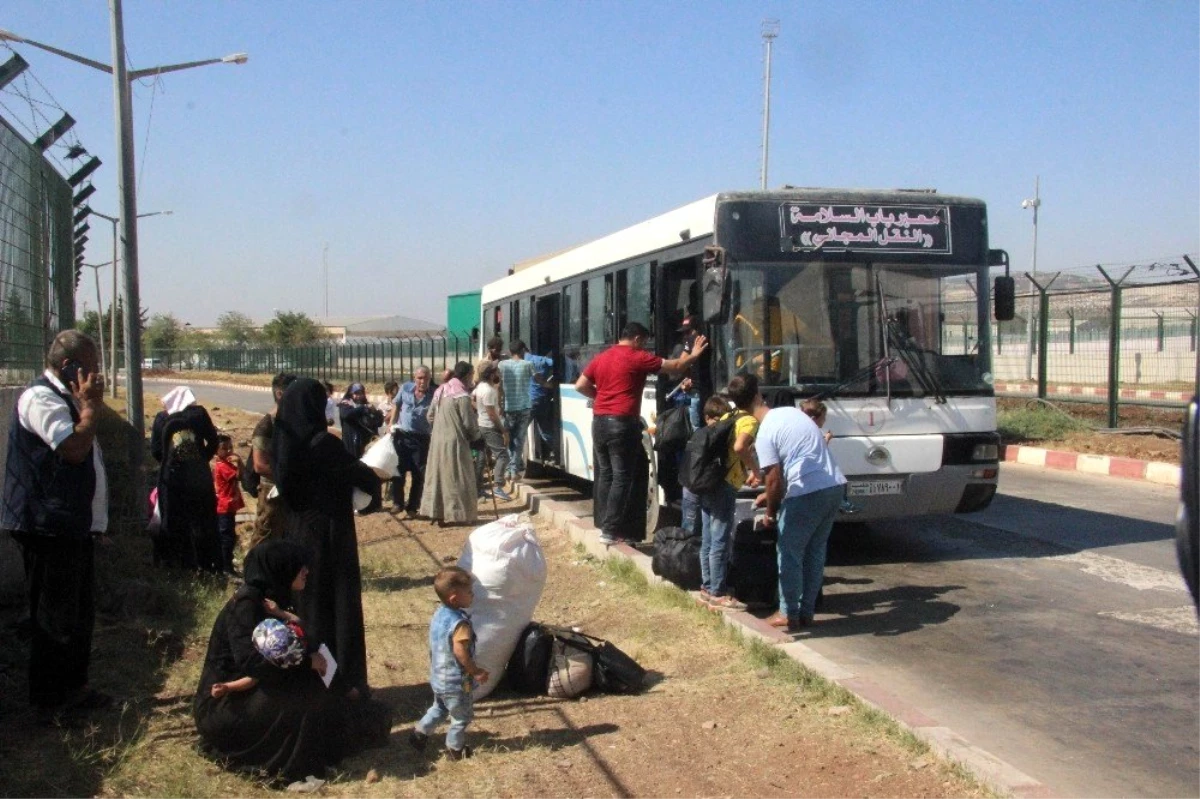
[317,643,337,689]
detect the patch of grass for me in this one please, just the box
[998,401,1091,442]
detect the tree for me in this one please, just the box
[260,310,326,346]
[216,311,258,347]
[144,313,184,355]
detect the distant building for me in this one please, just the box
[316,314,443,342]
[446,291,481,342]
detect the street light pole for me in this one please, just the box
[90,209,171,398]
[1022,176,1042,382]
[0,6,246,443]
[81,261,113,387]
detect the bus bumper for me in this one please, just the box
[837,464,999,521]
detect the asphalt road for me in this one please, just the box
[150,380,1198,797]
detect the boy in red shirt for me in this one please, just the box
[212,433,245,574]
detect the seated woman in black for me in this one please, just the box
[193,540,345,784]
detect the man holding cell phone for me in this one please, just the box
[1,329,111,718]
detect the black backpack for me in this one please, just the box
[239,447,260,498]
[505,622,555,695]
[726,518,779,609]
[678,414,738,495]
[653,405,692,453]
[651,525,702,590]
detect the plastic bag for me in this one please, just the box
[146,487,162,534]
[458,513,547,699]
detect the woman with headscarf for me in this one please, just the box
[338,382,383,459]
[150,386,222,571]
[194,540,346,784]
[419,361,480,525]
[273,378,381,699]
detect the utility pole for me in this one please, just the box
[760,19,780,191]
[323,242,329,318]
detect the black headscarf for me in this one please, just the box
[241,539,309,607]
[272,377,331,511]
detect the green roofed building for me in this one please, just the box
[447,290,481,342]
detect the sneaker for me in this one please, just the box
[708,595,748,612]
[444,745,473,761]
[409,729,428,752]
[598,533,616,545]
[491,487,512,502]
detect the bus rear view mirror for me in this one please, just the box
[701,246,726,323]
[994,276,1015,321]
[989,249,1014,321]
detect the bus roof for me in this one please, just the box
[480,188,986,303]
[481,194,718,303]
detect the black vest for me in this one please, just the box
[1,375,96,536]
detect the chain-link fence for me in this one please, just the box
[145,333,479,386]
[946,258,1198,423]
[0,115,77,385]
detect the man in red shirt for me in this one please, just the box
[575,321,709,543]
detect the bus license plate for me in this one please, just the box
[847,480,904,497]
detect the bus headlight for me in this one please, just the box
[972,443,999,462]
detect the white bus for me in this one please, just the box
[480,188,1014,534]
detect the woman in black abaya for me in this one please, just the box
[193,540,342,783]
[273,377,381,699]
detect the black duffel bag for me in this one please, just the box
[541,625,646,694]
[726,518,779,609]
[505,622,554,695]
[651,525,702,590]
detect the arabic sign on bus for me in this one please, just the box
[779,203,952,254]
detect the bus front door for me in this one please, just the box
[532,293,562,466]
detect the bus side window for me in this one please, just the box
[564,281,584,377]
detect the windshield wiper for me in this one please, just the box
[886,318,947,403]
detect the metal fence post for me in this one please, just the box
[1098,265,1135,428]
[1027,273,1058,400]
[1067,310,1075,354]
[1155,312,1165,353]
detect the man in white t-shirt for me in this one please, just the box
[1,330,111,716]
[471,364,511,501]
[753,395,846,633]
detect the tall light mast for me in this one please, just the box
[760,19,780,190]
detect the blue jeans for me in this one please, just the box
[687,391,703,430]
[416,690,474,751]
[699,482,737,596]
[504,409,532,477]
[776,485,843,619]
[681,487,701,537]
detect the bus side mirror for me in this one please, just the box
[701,246,726,323]
[989,249,1015,321]
[994,276,1015,321]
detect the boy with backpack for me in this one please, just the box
[681,374,761,611]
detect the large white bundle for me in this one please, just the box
[352,436,399,510]
[458,513,547,700]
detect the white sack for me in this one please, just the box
[458,513,547,700]
[352,436,400,510]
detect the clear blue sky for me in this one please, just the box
[3,1,1197,327]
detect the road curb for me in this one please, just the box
[995,383,1191,404]
[1003,444,1180,486]
[514,484,1058,799]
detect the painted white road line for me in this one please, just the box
[1098,606,1200,636]
[1048,551,1190,593]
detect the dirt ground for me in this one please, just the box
[997,397,1186,464]
[45,399,984,798]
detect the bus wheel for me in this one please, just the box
[643,431,660,537]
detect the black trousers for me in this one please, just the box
[592,416,647,540]
[392,431,431,513]
[12,532,95,707]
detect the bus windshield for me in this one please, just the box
[718,261,992,397]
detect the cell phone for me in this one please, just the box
[62,360,87,387]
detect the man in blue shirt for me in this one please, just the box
[498,340,550,486]
[393,366,434,516]
[753,397,846,633]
